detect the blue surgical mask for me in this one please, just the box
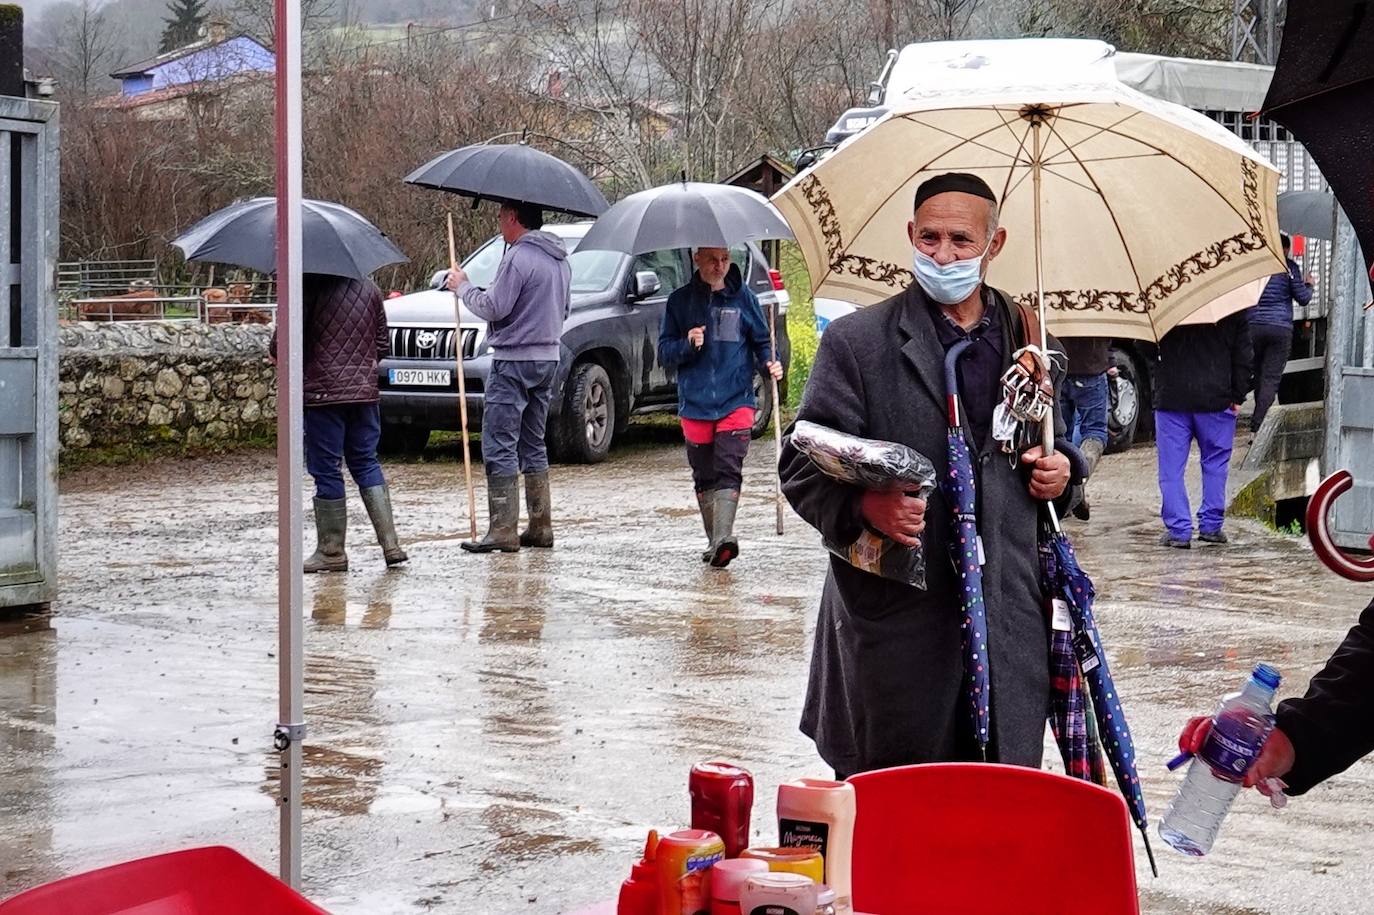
[912,246,986,305]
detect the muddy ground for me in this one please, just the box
[1,427,1370,913]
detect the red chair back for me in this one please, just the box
[849,764,1139,915]
[0,846,330,915]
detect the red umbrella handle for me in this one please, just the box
[1306,471,1374,582]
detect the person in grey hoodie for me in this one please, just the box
[439,202,572,553]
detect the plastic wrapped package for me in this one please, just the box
[791,421,936,589]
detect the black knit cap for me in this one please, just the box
[913,172,997,211]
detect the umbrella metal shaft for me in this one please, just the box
[1030,118,1063,535]
[273,0,305,889]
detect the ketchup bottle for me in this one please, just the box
[689,762,754,859]
[617,830,659,915]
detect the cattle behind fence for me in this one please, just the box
[58,260,277,324]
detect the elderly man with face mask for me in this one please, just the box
[779,172,1084,777]
[659,246,784,567]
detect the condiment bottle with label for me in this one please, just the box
[689,762,754,859]
[738,872,818,915]
[617,830,659,915]
[776,779,856,914]
[738,847,824,885]
[709,858,769,915]
[656,828,725,915]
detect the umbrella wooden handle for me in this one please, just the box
[448,213,479,542]
[769,301,784,535]
[1306,470,1374,582]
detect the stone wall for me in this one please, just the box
[59,322,277,450]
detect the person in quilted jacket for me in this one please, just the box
[271,273,408,572]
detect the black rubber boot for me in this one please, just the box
[360,484,408,566]
[708,489,740,568]
[519,471,554,548]
[463,475,521,554]
[696,490,714,562]
[304,497,349,573]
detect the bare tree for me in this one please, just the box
[33,0,125,97]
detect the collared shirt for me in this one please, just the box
[929,288,1004,451]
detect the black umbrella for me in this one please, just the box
[1278,190,1338,241]
[1262,0,1374,269]
[404,143,609,217]
[172,198,408,279]
[576,181,793,255]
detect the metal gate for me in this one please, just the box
[1323,213,1374,551]
[0,95,58,609]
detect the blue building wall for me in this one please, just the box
[120,37,275,96]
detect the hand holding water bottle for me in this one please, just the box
[1178,715,1297,801]
[1159,664,1284,856]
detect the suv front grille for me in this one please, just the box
[389,326,477,359]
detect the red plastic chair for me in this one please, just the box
[849,764,1139,915]
[0,846,330,915]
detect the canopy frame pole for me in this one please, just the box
[273,0,305,889]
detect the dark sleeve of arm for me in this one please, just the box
[657,292,697,368]
[1228,314,1254,402]
[778,327,869,547]
[374,286,389,359]
[1291,261,1314,307]
[1276,598,1374,795]
[746,292,774,370]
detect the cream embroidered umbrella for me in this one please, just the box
[774,51,1285,343]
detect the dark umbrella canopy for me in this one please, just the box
[173,198,408,280]
[405,143,609,217]
[942,339,992,759]
[1278,190,1339,241]
[576,181,794,255]
[1262,0,1374,269]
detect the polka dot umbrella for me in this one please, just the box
[1041,513,1158,876]
[941,337,993,761]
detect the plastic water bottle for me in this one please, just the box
[1159,663,1282,856]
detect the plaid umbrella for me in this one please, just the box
[1041,519,1158,875]
[941,339,991,760]
[1040,528,1108,787]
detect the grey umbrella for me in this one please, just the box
[404,143,609,217]
[576,181,794,255]
[173,198,408,279]
[1278,189,1338,241]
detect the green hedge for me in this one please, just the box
[781,242,819,414]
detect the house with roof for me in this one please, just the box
[100,20,274,118]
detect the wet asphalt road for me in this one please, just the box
[1,428,1370,914]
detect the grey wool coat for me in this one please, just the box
[780,282,1076,777]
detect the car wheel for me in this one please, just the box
[751,371,775,439]
[559,362,615,463]
[1106,348,1140,453]
[378,424,430,456]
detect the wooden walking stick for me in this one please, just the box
[768,300,785,535]
[447,213,479,541]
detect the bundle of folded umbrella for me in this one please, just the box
[793,420,935,588]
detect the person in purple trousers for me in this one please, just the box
[1152,312,1252,548]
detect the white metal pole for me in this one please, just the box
[273,0,305,889]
